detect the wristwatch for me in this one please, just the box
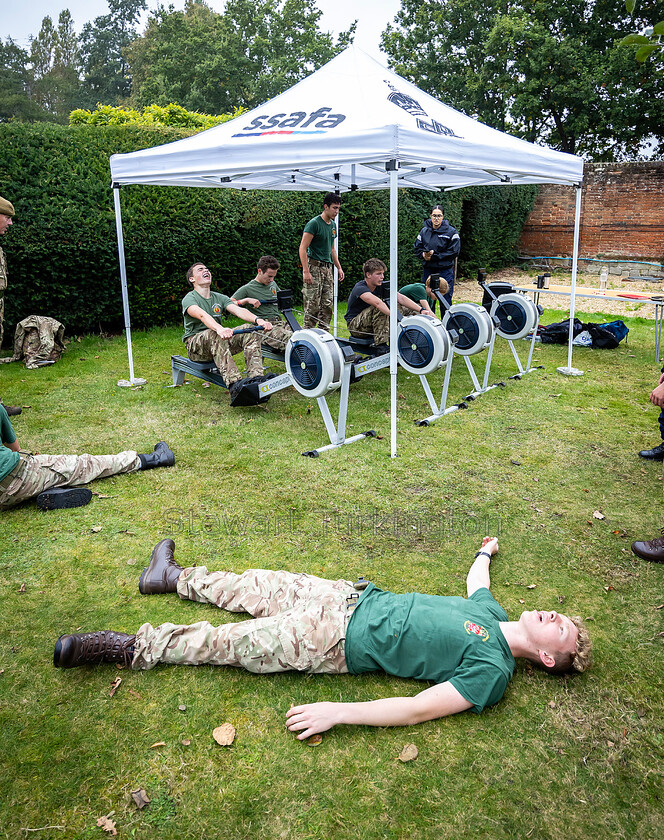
[474,550,492,560]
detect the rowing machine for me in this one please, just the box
[430,275,505,403]
[285,328,377,456]
[478,269,544,382]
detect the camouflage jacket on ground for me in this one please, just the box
[0,315,66,369]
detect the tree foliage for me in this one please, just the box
[381,0,664,159]
[126,0,355,113]
[621,0,664,64]
[79,0,148,107]
[0,38,47,122]
[29,11,81,118]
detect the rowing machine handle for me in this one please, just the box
[232,325,265,335]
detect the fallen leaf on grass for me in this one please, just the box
[96,815,117,835]
[397,744,418,763]
[592,511,605,520]
[178,705,187,712]
[307,734,323,746]
[18,583,26,593]
[548,701,557,709]
[655,604,664,610]
[212,723,236,746]
[128,689,142,699]
[131,789,150,809]
[94,494,111,499]
[149,741,167,749]
[91,526,102,533]
[518,599,525,604]
[126,559,137,565]
[181,738,191,746]
[202,382,211,388]
[109,677,122,697]
[604,586,615,592]
[526,584,537,590]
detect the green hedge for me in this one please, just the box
[0,122,537,340]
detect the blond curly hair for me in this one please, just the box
[546,616,592,675]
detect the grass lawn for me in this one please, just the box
[1,304,663,840]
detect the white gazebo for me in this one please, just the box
[110,45,584,456]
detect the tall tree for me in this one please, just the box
[29,11,82,118]
[381,0,664,159]
[79,0,147,106]
[126,0,355,114]
[0,38,45,122]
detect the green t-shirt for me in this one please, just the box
[232,278,281,320]
[399,283,429,305]
[304,215,337,263]
[182,289,233,342]
[345,584,515,713]
[0,404,20,482]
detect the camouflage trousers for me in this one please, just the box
[261,318,293,353]
[302,260,334,331]
[184,329,263,385]
[0,294,4,348]
[132,567,356,674]
[348,305,389,346]
[0,450,141,509]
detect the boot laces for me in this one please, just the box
[644,529,664,549]
[78,631,136,667]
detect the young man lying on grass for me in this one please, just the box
[53,536,591,738]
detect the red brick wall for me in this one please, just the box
[519,162,664,261]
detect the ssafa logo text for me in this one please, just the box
[233,108,346,138]
[464,620,489,641]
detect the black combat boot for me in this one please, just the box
[1,402,22,416]
[54,631,136,668]
[638,441,664,461]
[138,441,175,470]
[139,538,184,595]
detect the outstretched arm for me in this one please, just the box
[466,536,499,597]
[285,681,472,739]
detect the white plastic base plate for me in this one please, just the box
[556,366,584,376]
[117,378,147,387]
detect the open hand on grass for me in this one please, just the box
[286,702,338,739]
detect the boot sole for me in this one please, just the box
[37,487,93,510]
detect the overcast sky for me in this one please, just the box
[0,0,403,60]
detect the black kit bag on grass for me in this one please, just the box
[538,317,585,344]
[585,320,629,349]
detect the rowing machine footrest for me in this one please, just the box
[302,449,319,458]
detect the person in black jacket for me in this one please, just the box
[414,205,460,306]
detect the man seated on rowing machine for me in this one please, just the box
[345,258,426,356]
[232,255,293,355]
[398,276,447,319]
[182,262,273,401]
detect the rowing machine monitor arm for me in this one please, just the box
[427,275,460,345]
[277,289,303,333]
[473,268,504,329]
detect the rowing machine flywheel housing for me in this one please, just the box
[397,315,452,374]
[285,329,345,398]
[493,293,540,341]
[442,303,494,356]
